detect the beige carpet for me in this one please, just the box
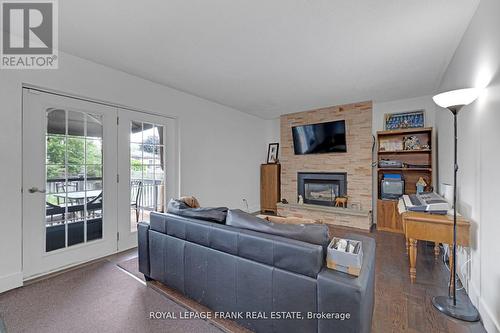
[0,261,223,333]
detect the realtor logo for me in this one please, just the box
[1,0,58,69]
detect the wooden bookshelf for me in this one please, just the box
[376,127,433,233]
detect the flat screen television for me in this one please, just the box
[292,120,347,155]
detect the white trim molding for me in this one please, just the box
[0,272,23,294]
[479,297,500,333]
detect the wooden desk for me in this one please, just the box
[401,211,470,286]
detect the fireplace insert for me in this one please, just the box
[298,172,347,206]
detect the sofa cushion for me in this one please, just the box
[166,199,227,223]
[149,212,324,278]
[226,209,330,248]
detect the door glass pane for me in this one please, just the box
[86,114,103,138]
[86,139,102,164]
[45,109,104,252]
[67,110,85,136]
[130,120,166,232]
[47,109,65,135]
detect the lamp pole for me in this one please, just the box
[431,104,479,321]
[451,106,458,305]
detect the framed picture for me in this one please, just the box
[267,143,279,164]
[384,110,425,130]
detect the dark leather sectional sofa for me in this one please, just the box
[138,211,375,333]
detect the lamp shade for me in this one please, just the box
[432,88,479,109]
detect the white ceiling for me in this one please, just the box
[59,0,479,119]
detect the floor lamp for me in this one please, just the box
[431,88,480,322]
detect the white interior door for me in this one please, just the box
[117,109,178,250]
[22,89,118,279]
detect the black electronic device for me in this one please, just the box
[292,120,347,155]
[379,160,403,168]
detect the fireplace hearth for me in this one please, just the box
[298,172,347,207]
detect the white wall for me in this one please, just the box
[372,96,438,222]
[435,0,500,331]
[265,118,281,160]
[0,51,268,293]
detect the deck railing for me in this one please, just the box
[46,177,162,211]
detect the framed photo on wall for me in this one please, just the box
[384,110,425,130]
[267,143,279,163]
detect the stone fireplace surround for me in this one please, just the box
[278,101,373,231]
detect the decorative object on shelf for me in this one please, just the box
[403,135,421,150]
[334,196,348,208]
[281,198,288,204]
[416,177,427,194]
[379,140,403,152]
[384,110,425,130]
[431,88,480,322]
[297,194,304,204]
[266,142,279,163]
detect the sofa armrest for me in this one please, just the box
[317,234,375,333]
[137,222,151,277]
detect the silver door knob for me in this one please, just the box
[28,187,46,193]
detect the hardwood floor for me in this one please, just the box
[329,226,485,333]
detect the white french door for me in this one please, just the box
[22,88,177,278]
[117,109,177,250]
[22,89,118,279]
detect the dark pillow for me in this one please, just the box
[166,199,228,224]
[226,209,329,247]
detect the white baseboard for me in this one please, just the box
[464,281,499,333]
[479,297,500,333]
[0,272,23,294]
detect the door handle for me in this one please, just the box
[28,187,46,194]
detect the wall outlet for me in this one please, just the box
[242,199,249,212]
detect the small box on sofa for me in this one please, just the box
[326,237,363,276]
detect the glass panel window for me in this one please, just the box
[67,110,85,137]
[86,139,102,165]
[45,109,104,252]
[130,122,143,143]
[86,165,102,178]
[46,164,65,181]
[46,136,66,164]
[85,180,102,191]
[86,114,103,139]
[47,109,65,135]
[129,121,166,232]
[67,165,85,180]
[155,125,164,145]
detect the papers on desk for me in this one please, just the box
[398,198,407,214]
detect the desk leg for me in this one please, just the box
[409,239,417,283]
[449,252,455,296]
[434,243,440,260]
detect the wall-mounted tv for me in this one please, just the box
[292,120,347,155]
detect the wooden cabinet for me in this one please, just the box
[377,199,403,233]
[260,164,281,213]
[376,127,433,233]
